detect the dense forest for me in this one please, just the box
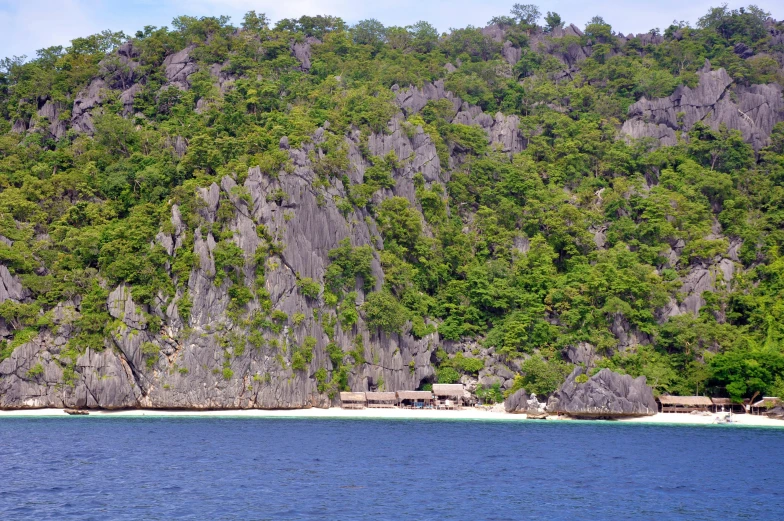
[0,4,783,408]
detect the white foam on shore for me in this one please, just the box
[0,407,782,427]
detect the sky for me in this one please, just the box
[0,0,782,60]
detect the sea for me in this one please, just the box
[0,417,782,520]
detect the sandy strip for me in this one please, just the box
[0,407,782,427]
[618,412,784,427]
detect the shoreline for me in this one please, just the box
[0,407,782,427]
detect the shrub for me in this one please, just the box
[26,362,44,379]
[476,383,504,404]
[141,342,159,369]
[338,297,359,328]
[519,356,570,396]
[436,366,460,384]
[362,291,407,333]
[297,277,322,298]
[325,238,375,292]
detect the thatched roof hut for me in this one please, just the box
[658,395,712,412]
[659,396,713,406]
[365,392,397,408]
[432,384,464,397]
[751,397,781,413]
[710,397,746,413]
[397,391,433,401]
[340,392,367,409]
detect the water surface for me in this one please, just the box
[0,418,781,520]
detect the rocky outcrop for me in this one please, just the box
[547,368,657,418]
[163,46,198,89]
[622,62,784,150]
[0,265,26,303]
[766,406,784,420]
[503,389,547,417]
[504,388,528,413]
[394,80,526,156]
[659,257,736,318]
[34,99,67,139]
[71,78,107,134]
[291,37,320,71]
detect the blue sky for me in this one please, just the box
[1,0,782,60]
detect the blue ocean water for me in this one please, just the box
[0,418,782,520]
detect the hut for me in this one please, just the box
[397,391,434,409]
[658,396,712,413]
[365,392,398,408]
[340,392,367,409]
[751,397,781,415]
[710,397,745,414]
[433,384,465,409]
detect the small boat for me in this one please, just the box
[64,409,89,416]
[712,407,733,424]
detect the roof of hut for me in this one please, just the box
[397,391,433,400]
[752,397,781,407]
[365,392,397,401]
[658,396,713,406]
[340,392,367,402]
[432,384,465,397]
[710,398,734,405]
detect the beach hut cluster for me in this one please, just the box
[657,395,781,414]
[340,384,466,410]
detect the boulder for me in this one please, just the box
[765,406,784,420]
[504,388,528,413]
[162,46,197,89]
[547,368,657,418]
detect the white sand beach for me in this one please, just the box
[0,407,782,426]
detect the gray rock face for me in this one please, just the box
[107,284,148,330]
[504,388,528,413]
[394,80,526,156]
[547,368,657,418]
[622,63,784,150]
[564,342,595,366]
[100,41,141,90]
[71,78,107,134]
[660,258,736,318]
[368,116,443,201]
[0,128,439,409]
[0,265,26,303]
[34,100,67,139]
[163,46,198,89]
[501,41,522,65]
[291,37,320,71]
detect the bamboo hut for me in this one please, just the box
[340,392,367,409]
[397,391,434,408]
[710,397,745,414]
[432,384,465,409]
[658,396,712,413]
[365,392,398,408]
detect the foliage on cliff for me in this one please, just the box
[1,4,783,402]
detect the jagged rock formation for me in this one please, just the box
[0,125,447,408]
[547,368,657,418]
[504,388,528,413]
[503,388,547,417]
[622,61,784,150]
[394,80,526,156]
